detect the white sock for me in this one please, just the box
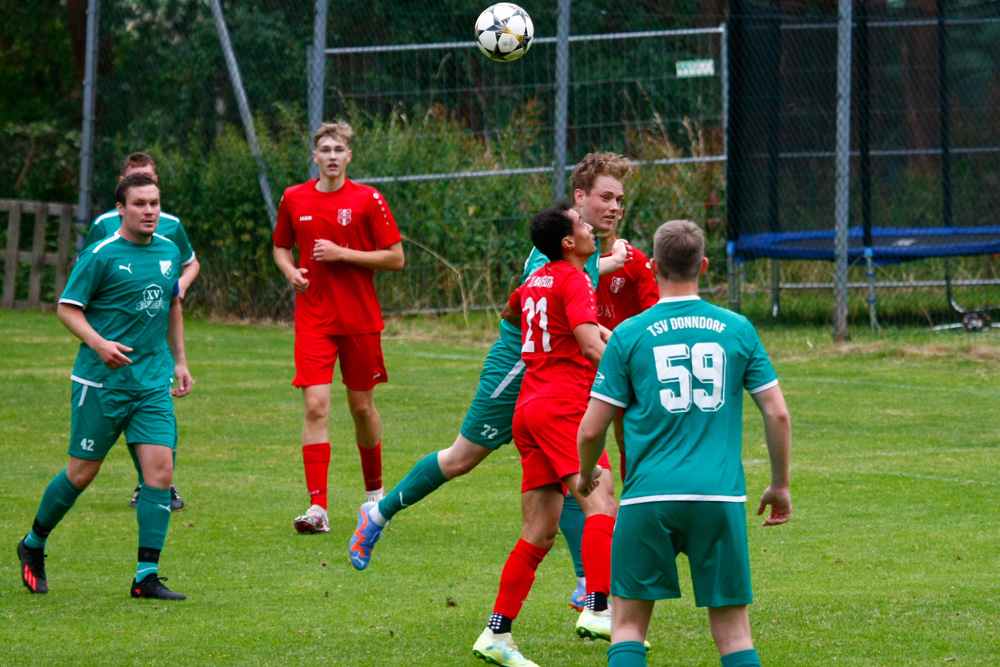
[369,505,387,527]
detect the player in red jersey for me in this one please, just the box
[272,121,405,534]
[596,210,660,481]
[472,202,618,667]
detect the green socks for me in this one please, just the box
[26,469,84,547]
[559,494,586,578]
[136,484,172,572]
[608,641,647,666]
[721,648,761,667]
[376,452,447,522]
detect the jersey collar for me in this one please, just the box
[657,295,701,304]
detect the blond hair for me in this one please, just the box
[312,121,354,148]
[570,152,632,194]
[653,220,705,281]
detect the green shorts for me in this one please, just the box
[459,336,524,450]
[69,381,177,461]
[611,501,752,607]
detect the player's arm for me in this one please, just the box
[166,297,192,398]
[273,245,310,293]
[500,288,522,326]
[598,238,630,275]
[751,385,792,526]
[576,397,618,496]
[57,303,133,369]
[177,255,201,300]
[311,240,405,271]
[573,322,605,368]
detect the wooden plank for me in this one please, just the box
[55,204,73,299]
[27,203,48,306]
[2,201,22,308]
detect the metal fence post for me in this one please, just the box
[209,0,278,228]
[75,0,100,251]
[833,0,853,341]
[308,0,329,180]
[552,0,571,201]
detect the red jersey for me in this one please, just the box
[596,246,659,330]
[274,179,402,334]
[508,261,598,408]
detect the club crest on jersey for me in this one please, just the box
[337,209,352,226]
[136,284,168,317]
[610,276,625,293]
[160,259,173,278]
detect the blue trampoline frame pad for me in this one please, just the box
[733,226,1000,263]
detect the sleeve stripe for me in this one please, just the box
[182,251,196,266]
[590,391,627,408]
[58,298,85,307]
[747,379,779,395]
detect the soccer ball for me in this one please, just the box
[475,3,534,62]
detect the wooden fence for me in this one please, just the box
[1,199,79,309]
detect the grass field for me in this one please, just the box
[2,308,999,666]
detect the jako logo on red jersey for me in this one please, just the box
[337,209,352,226]
[610,276,625,293]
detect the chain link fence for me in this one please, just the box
[4,0,1000,334]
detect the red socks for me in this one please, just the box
[582,513,615,596]
[302,443,331,509]
[493,539,549,619]
[358,440,383,491]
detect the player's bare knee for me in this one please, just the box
[66,458,102,489]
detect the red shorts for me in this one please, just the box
[512,395,612,493]
[293,330,388,391]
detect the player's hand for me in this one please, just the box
[603,238,630,273]
[312,239,346,263]
[290,268,310,293]
[617,238,634,263]
[757,485,792,526]
[95,339,133,369]
[598,324,613,343]
[575,467,602,498]
[172,364,193,398]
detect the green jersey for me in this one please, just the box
[85,209,196,266]
[497,239,602,348]
[59,232,182,390]
[591,296,778,503]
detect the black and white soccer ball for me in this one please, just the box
[475,3,534,63]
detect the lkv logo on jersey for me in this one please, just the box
[136,284,168,317]
[610,276,625,294]
[337,209,352,226]
[159,259,173,278]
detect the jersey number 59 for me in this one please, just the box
[653,342,726,413]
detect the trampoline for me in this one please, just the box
[725,0,1000,329]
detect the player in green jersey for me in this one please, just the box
[16,173,194,600]
[577,220,792,667]
[349,154,632,600]
[85,151,200,511]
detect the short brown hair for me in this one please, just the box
[313,121,354,148]
[121,152,156,177]
[653,220,705,281]
[570,152,631,194]
[116,173,159,206]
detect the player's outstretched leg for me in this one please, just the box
[472,628,539,667]
[349,501,383,570]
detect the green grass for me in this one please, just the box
[2,309,999,665]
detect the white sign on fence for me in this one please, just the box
[676,58,715,78]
